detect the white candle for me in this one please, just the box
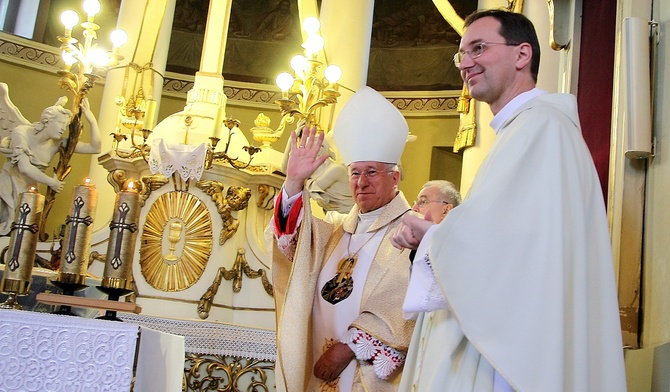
[58,179,98,285]
[102,182,140,291]
[0,188,44,296]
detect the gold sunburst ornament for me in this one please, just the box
[140,191,213,291]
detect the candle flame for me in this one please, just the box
[85,178,91,185]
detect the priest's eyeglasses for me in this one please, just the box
[453,42,521,66]
[413,198,449,208]
[349,169,393,181]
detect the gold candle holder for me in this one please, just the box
[57,179,98,288]
[0,188,44,309]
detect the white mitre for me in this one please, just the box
[333,86,409,165]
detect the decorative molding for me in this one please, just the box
[195,180,251,246]
[198,248,273,320]
[1,32,461,114]
[0,33,61,71]
[387,96,460,115]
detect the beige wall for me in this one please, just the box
[401,116,460,200]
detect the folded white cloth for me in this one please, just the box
[134,327,185,392]
[149,138,208,181]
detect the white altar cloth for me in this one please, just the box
[0,309,138,392]
[0,310,185,392]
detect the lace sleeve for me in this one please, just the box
[342,328,406,380]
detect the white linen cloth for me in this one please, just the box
[148,138,207,181]
[134,327,185,392]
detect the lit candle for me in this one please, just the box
[0,188,44,296]
[58,178,98,286]
[101,181,140,291]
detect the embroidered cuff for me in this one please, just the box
[342,328,405,380]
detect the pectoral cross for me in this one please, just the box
[109,202,137,269]
[64,196,93,264]
[8,203,39,271]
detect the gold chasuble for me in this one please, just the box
[271,190,415,392]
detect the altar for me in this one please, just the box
[0,309,184,392]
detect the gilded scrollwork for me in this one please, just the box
[196,180,251,245]
[507,0,524,13]
[139,174,168,206]
[256,184,279,210]
[107,170,168,207]
[198,248,273,320]
[184,353,274,392]
[453,85,476,153]
[107,169,128,193]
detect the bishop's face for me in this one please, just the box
[348,161,399,213]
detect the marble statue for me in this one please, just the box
[0,83,101,236]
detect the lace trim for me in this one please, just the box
[422,253,449,311]
[0,309,138,391]
[342,328,405,380]
[148,138,207,181]
[120,313,277,361]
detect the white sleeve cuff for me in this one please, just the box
[280,187,302,217]
[403,225,448,316]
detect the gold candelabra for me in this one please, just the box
[111,62,163,161]
[205,118,262,170]
[272,17,342,135]
[39,0,127,240]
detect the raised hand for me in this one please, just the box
[284,125,329,196]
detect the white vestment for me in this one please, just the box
[271,191,415,392]
[400,92,627,392]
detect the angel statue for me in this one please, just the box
[0,82,101,236]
